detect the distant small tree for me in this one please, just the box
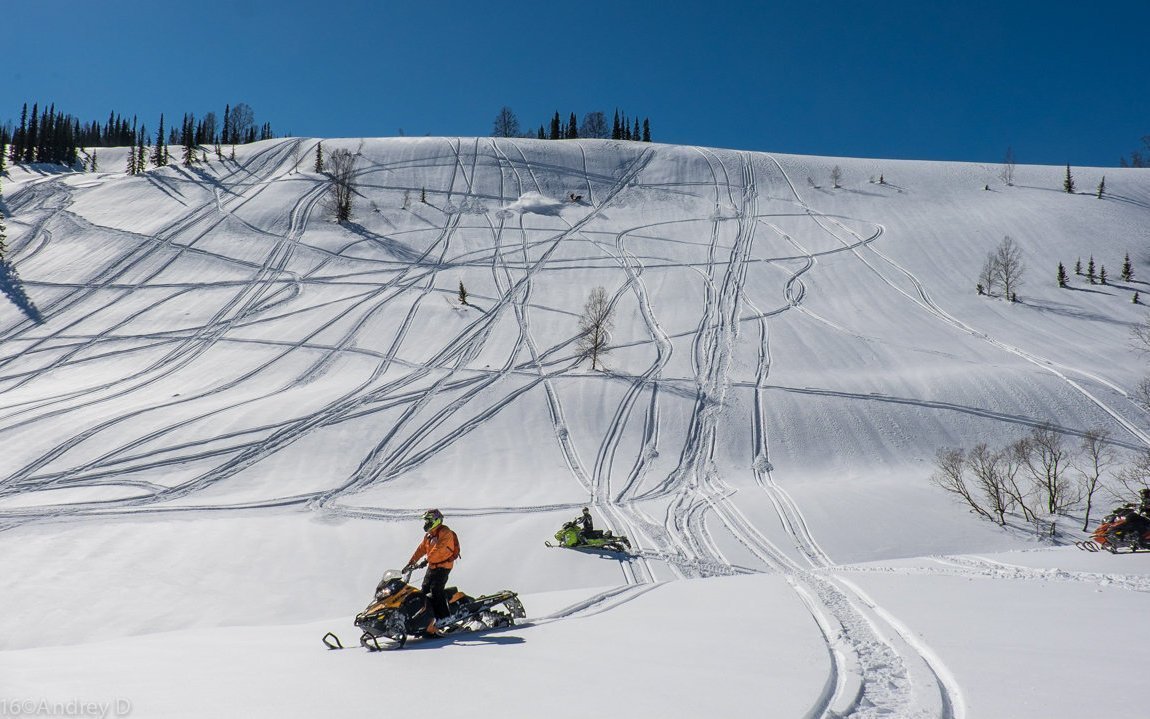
[1099,266,1108,285]
[492,106,520,138]
[642,118,651,142]
[421,187,427,204]
[1087,256,1096,284]
[1057,262,1068,288]
[1000,146,1015,186]
[830,165,842,189]
[90,151,97,173]
[1097,176,1106,199]
[1121,252,1133,282]
[1075,257,1082,275]
[1135,292,1141,304]
[314,141,324,173]
[577,286,614,371]
[1063,164,1075,193]
[326,148,357,223]
[458,280,468,306]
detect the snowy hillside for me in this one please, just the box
[1,137,1149,719]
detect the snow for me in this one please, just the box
[1,137,1149,718]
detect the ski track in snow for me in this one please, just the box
[6,139,1150,717]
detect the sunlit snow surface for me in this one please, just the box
[1,138,1149,718]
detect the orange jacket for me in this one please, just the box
[408,524,460,570]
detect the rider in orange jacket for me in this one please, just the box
[404,509,460,635]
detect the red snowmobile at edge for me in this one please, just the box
[1076,506,1150,553]
[322,563,526,650]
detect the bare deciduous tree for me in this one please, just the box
[326,148,357,223]
[1000,146,1015,186]
[492,107,520,138]
[978,251,1000,297]
[994,235,1025,300]
[1074,429,1116,530]
[580,111,609,139]
[968,443,1011,524]
[830,165,843,189]
[1114,448,1150,498]
[577,286,614,371]
[227,103,255,144]
[930,448,994,521]
[1020,425,1077,515]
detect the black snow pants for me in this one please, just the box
[421,567,452,619]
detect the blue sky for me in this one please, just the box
[5,0,1148,167]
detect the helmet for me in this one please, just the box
[582,507,590,514]
[1141,488,1150,498]
[422,509,443,532]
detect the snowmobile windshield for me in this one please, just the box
[374,570,407,599]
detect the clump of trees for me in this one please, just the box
[1056,251,1133,290]
[4,100,274,171]
[1120,135,1150,167]
[931,425,1144,535]
[976,235,1024,301]
[493,107,652,142]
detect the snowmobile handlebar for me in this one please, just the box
[402,560,427,578]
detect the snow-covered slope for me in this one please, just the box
[1,138,1148,718]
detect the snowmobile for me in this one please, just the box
[545,519,632,553]
[1076,506,1150,553]
[322,564,526,651]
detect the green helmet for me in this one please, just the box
[422,508,443,532]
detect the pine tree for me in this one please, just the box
[136,127,149,174]
[568,112,578,139]
[458,280,468,306]
[1121,252,1133,282]
[1063,164,1075,193]
[1057,262,1068,287]
[1075,258,1082,275]
[221,104,231,145]
[550,112,560,140]
[1100,266,1107,285]
[1135,292,1141,304]
[181,115,196,167]
[1097,176,1106,199]
[153,114,167,167]
[25,103,39,163]
[314,142,324,173]
[633,118,641,142]
[12,103,28,163]
[612,110,621,140]
[537,125,545,140]
[421,187,427,203]
[642,118,651,142]
[1087,256,1096,284]
[90,151,97,172]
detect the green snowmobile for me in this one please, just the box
[546,518,632,553]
